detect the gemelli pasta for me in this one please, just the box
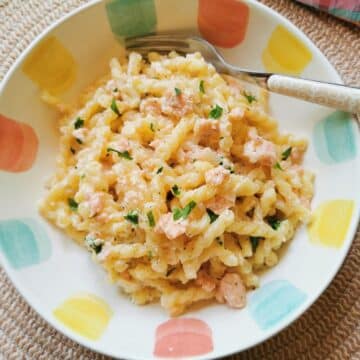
[39,52,314,316]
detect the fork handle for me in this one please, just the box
[267,74,360,114]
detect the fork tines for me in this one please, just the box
[125,34,190,55]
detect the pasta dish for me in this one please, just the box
[39,52,314,316]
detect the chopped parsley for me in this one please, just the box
[281,147,292,161]
[110,98,120,116]
[173,201,197,221]
[209,104,223,119]
[150,123,155,132]
[85,236,103,254]
[174,87,182,96]
[199,80,205,94]
[70,147,76,154]
[249,236,263,252]
[124,210,139,224]
[74,117,84,129]
[156,166,163,174]
[274,162,283,170]
[107,147,132,160]
[172,208,182,220]
[147,251,153,260]
[75,138,83,144]
[68,198,78,211]
[206,208,219,224]
[147,211,155,227]
[113,88,118,92]
[171,184,180,196]
[267,216,281,230]
[243,91,257,104]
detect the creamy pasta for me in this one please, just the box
[39,52,314,316]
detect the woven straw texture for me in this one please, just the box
[0,0,359,359]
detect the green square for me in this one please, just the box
[106,0,157,39]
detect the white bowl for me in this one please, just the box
[0,0,359,359]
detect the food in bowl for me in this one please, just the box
[39,51,314,316]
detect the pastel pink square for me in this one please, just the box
[154,318,213,358]
[0,114,38,172]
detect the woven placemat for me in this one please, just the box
[0,1,359,359]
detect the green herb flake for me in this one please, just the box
[110,98,121,116]
[107,147,132,160]
[209,104,223,119]
[75,138,83,144]
[68,198,78,211]
[147,250,153,260]
[199,80,205,94]
[124,210,139,225]
[267,217,281,230]
[113,88,118,92]
[74,117,84,129]
[181,201,197,219]
[147,211,155,227]
[243,91,257,104]
[206,208,219,224]
[85,236,103,254]
[172,208,182,221]
[172,184,180,196]
[281,147,292,161]
[150,123,155,132]
[249,236,263,252]
[156,166,163,174]
[173,201,197,221]
[174,87,182,96]
[70,147,76,154]
[274,162,283,170]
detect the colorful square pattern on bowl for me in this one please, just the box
[0,218,51,269]
[105,0,157,39]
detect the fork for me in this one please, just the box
[126,34,360,114]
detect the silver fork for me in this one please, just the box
[126,34,360,114]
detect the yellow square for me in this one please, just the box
[23,36,76,95]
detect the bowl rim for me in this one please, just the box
[0,0,357,359]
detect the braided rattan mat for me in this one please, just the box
[0,1,359,359]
